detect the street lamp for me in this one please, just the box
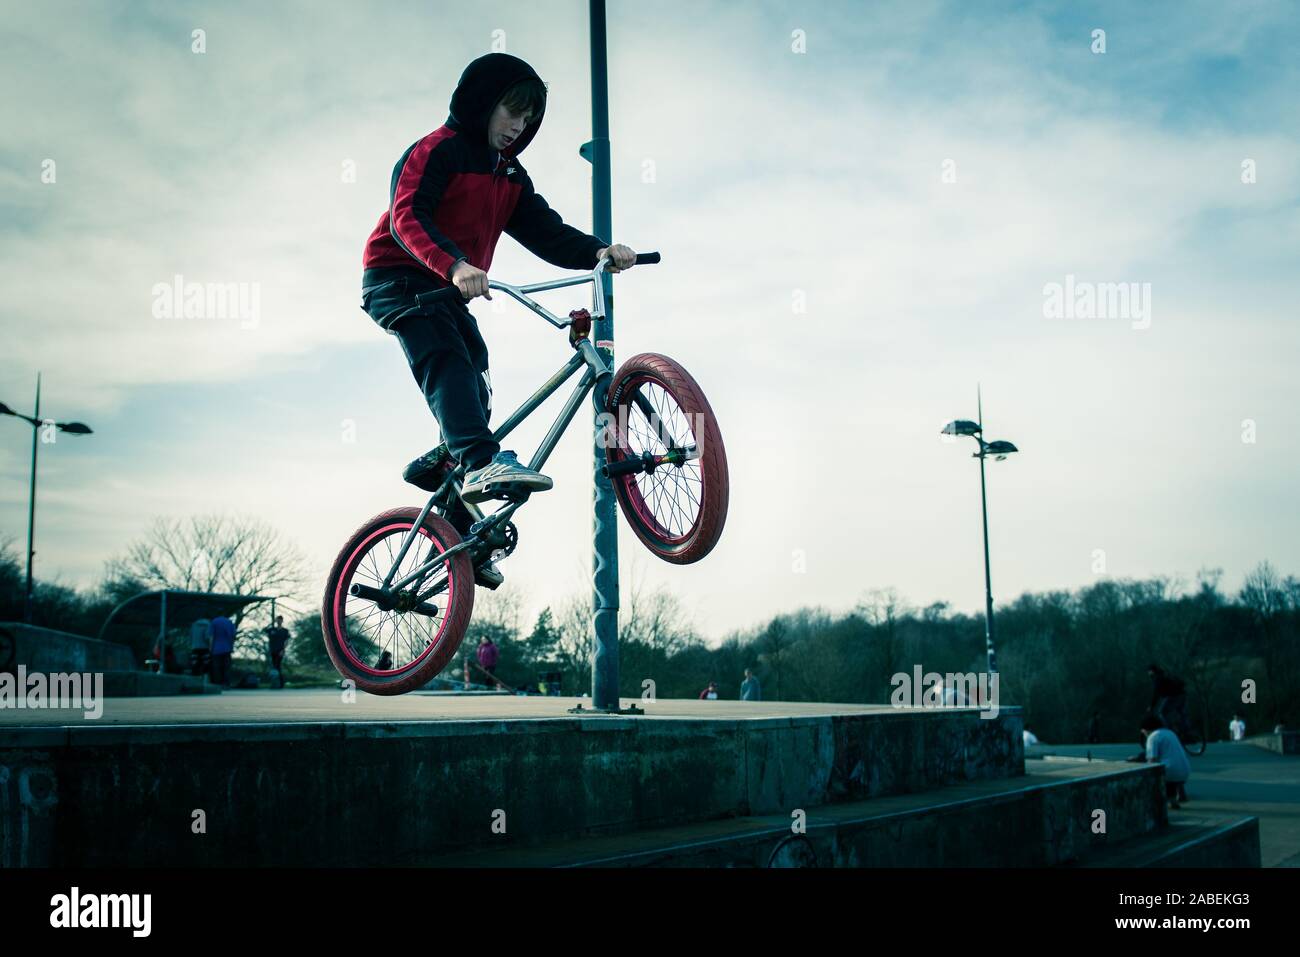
[941,388,1018,675]
[1,373,94,623]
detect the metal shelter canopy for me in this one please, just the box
[97,590,276,645]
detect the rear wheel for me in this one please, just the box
[603,352,729,564]
[321,507,474,695]
[1181,717,1208,756]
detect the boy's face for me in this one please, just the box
[487,100,533,152]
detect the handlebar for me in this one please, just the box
[420,250,660,307]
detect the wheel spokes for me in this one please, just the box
[619,380,703,540]
[342,527,453,672]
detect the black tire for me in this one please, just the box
[321,507,475,695]
[603,352,729,564]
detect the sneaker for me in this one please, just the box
[474,558,505,589]
[403,445,455,492]
[460,450,553,504]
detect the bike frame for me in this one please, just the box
[374,258,679,603]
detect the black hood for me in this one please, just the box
[446,53,546,160]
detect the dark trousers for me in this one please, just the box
[361,271,500,472]
[270,650,286,688]
[211,653,232,686]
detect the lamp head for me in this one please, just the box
[941,419,982,437]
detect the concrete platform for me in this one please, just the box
[0,696,1263,868]
[0,699,1022,866]
[0,688,915,727]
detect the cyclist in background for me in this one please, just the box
[1148,663,1189,737]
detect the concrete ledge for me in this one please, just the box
[0,706,1023,866]
[0,623,135,673]
[100,672,219,697]
[1247,732,1299,755]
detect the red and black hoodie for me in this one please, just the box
[362,53,608,289]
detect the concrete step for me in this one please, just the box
[1078,814,1261,867]
[419,760,1174,867]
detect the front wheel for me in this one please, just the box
[321,507,475,695]
[603,352,729,564]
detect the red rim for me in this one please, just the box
[610,373,706,546]
[331,521,456,677]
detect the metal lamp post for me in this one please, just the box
[941,389,1017,675]
[581,0,621,711]
[1,373,94,623]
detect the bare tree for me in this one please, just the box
[856,586,909,687]
[547,578,701,695]
[553,592,595,685]
[1240,562,1290,620]
[621,581,699,654]
[1240,561,1300,721]
[467,583,526,640]
[105,513,310,639]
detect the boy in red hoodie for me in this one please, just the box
[361,53,635,585]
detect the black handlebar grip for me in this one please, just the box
[634,251,661,265]
[421,286,470,307]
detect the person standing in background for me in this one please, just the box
[209,615,236,687]
[1229,714,1246,741]
[264,615,291,689]
[189,618,211,677]
[476,636,500,687]
[1086,711,1101,744]
[740,669,762,702]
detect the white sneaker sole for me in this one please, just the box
[461,475,553,504]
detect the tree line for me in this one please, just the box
[2,518,1296,742]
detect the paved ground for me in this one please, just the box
[1029,741,1300,867]
[0,688,906,727]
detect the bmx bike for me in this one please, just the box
[1165,703,1209,756]
[321,253,729,695]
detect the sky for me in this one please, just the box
[1,0,1298,642]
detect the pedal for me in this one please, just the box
[474,567,504,590]
[474,481,533,503]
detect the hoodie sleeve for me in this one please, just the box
[389,134,470,280]
[505,170,609,270]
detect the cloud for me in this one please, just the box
[2,0,1298,641]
